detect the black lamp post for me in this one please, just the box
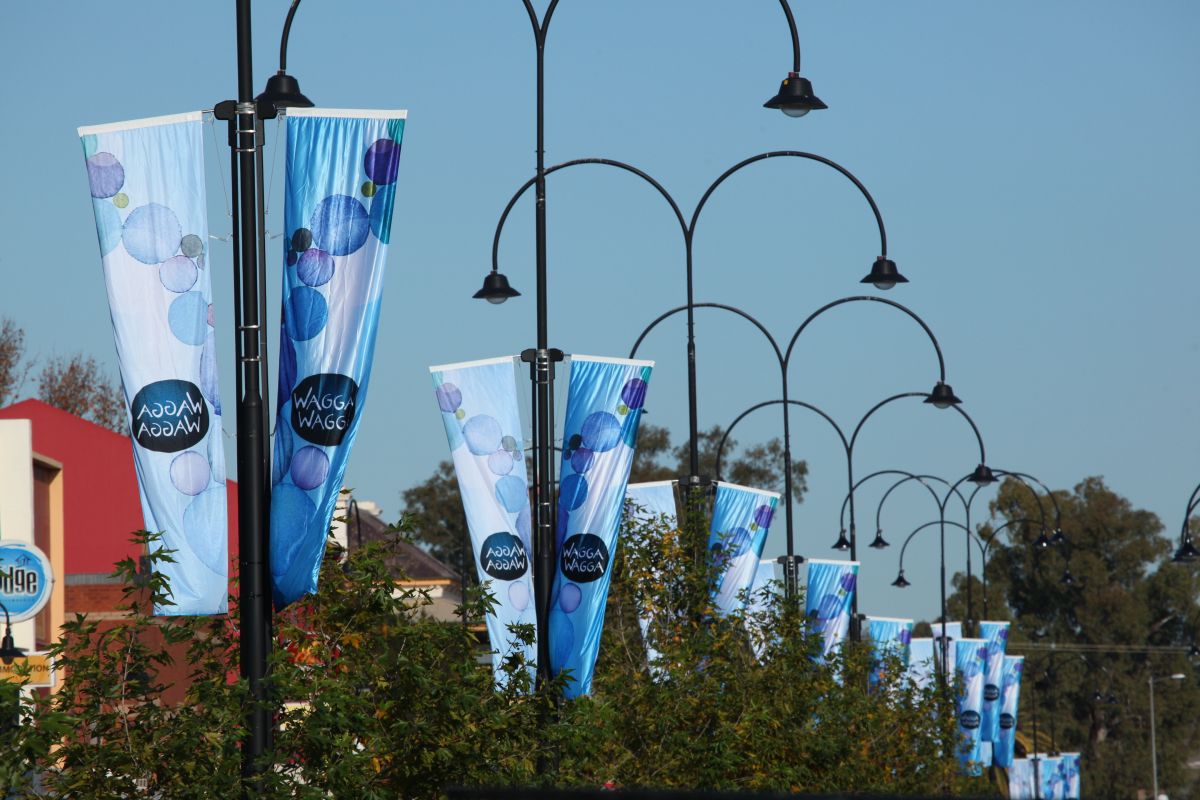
[0,599,26,733]
[469,0,823,693]
[1172,482,1200,563]
[630,296,950,596]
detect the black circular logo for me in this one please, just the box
[960,710,981,730]
[290,373,359,445]
[984,684,1000,702]
[479,532,528,581]
[131,379,210,453]
[999,713,1015,730]
[560,533,609,583]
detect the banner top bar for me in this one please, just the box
[284,108,408,119]
[430,355,518,373]
[78,111,202,137]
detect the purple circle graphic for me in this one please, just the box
[363,138,402,186]
[290,445,329,491]
[86,152,124,198]
[508,580,530,611]
[310,194,369,256]
[488,449,514,476]
[570,447,594,474]
[436,383,462,413]
[169,451,210,496]
[296,248,335,287]
[620,378,648,410]
[753,503,775,529]
[159,255,198,293]
[559,582,582,613]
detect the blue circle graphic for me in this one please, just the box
[559,582,582,613]
[570,447,594,474]
[290,445,329,491]
[549,611,574,670]
[270,483,317,577]
[559,473,589,511]
[488,449,514,476]
[168,292,209,346]
[463,415,502,455]
[297,248,335,287]
[285,286,328,341]
[123,203,182,265]
[182,487,228,574]
[92,199,122,256]
[580,411,621,452]
[495,475,527,513]
[310,194,369,256]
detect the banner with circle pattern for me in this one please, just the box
[805,558,859,662]
[624,480,678,672]
[865,615,913,690]
[1059,752,1081,799]
[955,637,987,772]
[708,482,779,616]
[430,356,536,683]
[906,637,936,690]
[270,109,405,608]
[994,655,1024,768]
[1008,758,1036,799]
[746,560,781,661]
[550,355,653,698]
[79,112,227,615]
[1036,755,1062,799]
[979,620,1011,743]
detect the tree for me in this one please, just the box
[945,476,1200,798]
[0,317,30,408]
[36,354,125,433]
[401,423,808,572]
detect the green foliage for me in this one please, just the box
[3,514,986,797]
[946,477,1200,798]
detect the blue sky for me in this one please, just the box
[2,2,1197,621]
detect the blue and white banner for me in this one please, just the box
[746,560,780,660]
[995,655,1024,768]
[1008,758,1036,799]
[625,480,678,668]
[979,620,1011,742]
[79,112,226,615]
[955,637,986,772]
[933,620,963,676]
[430,357,535,680]
[1060,752,1080,799]
[865,616,913,689]
[708,482,779,616]
[270,108,406,608]
[805,559,859,662]
[1037,755,1062,799]
[550,355,652,698]
[907,637,936,691]
[978,741,993,769]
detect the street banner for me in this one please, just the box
[624,480,677,668]
[708,482,779,615]
[805,559,859,661]
[977,740,993,769]
[746,560,780,660]
[1060,752,1081,799]
[550,355,653,698]
[1036,755,1061,799]
[865,616,913,689]
[430,356,535,681]
[1008,758,1035,799]
[995,655,1024,768]
[270,108,406,608]
[79,112,226,615]
[979,620,1011,742]
[907,637,936,690]
[955,637,986,772]
[933,620,963,677]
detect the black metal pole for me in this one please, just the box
[227,0,272,788]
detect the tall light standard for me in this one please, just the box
[1171,482,1200,563]
[1149,672,1186,800]
[0,599,26,732]
[469,0,824,692]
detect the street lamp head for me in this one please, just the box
[966,463,997,485]
[868,528,890,549]
[860,256,908,291]
[0,627,24,666]
[1060,567,1075,586]
[924,381,962,409]
[1050,526,1068,546]
[891,570,911,588]
[255,71,314,110]
[1173,535,1200,564]
[1170,673,1187,680]
[764,72,827,117]
[1034,530,1051,550]
[1189,643,1200,659]
[473,271,521,304]
[831,530,851,551]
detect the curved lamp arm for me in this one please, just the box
[712,398,848,482]
[873,473,955,535]
[1000,470,1062,531]
[628,302,785,367]
[896,520,987,575]
[784,296,944,378]
[992,470,1049,536]
[839,469,967,531]
[690,152,888,261]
